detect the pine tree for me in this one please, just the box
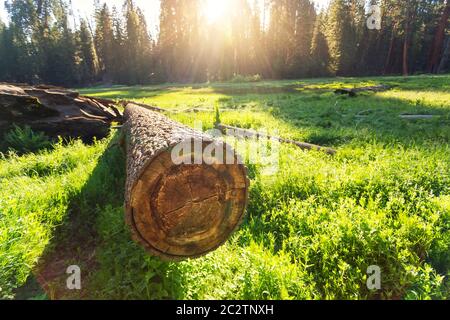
[428,0,450,73]
[43,0,77,85]
[325,0,357,75]
[94,3,115,81]
[248,0,265,76]
[4,0,39,82]
[402,0,420,75]
[0,19,7,80]
[77,19,100,84]
[292,0,317,77]
[310,13,330,76]
[230,0,252,76]
[159,0,178,82]
[159,0,203,82]
[122,0,154,84]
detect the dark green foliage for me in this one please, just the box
[2,125,52,155]
[230,74,262,83]
[213,103,221,128]
[310,13,331,76]
[77,20,100,84]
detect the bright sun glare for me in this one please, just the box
[203,0,230,24]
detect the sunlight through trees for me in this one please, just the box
[0,0,449,85]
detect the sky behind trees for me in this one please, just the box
[0,0,331,29]
[0,1,160,32]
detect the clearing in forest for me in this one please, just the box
[0,75,449,300]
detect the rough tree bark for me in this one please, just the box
[428,0,450,73]
[123,103,249,260]
[403,18,411,76]
[403,3,418,76]
[0,83,121,141]
[438,36,450,73]
[384,29,396,75]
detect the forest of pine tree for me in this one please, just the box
[0,0,449,86]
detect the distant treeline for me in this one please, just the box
[0,0,449,86]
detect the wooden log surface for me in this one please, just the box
[217,123,337,155]
[334,85,392,97]
[0,83,121,141]
[123,103,249,260]
[400,114,441,119]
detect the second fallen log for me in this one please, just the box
[334,85,392,97]
[123,104,249,260]
[216,123,337,156]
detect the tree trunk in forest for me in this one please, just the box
[403,21,411,76]
[384,30,396,74]
[123,103,249,261]
[403,3,417,76]
[428,0,450,73]
[438,35,450,73]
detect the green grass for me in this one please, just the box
[0,139,112,299]
[1,74,449,299]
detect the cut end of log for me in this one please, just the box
[124,104,249,260]
[127,142,248,260]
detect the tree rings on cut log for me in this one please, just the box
[124,104,249,260]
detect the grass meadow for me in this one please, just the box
[0,75,449,299]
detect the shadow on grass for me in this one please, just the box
[15,130,195,300]
[80,76,450,149]
[15,132,126,300]
[83,89,164,101]
[255,92,450,147]
[15,77,448,299]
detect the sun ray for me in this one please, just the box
[202,0,230,24]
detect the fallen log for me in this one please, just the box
[0,83,122,141]
[119,100,165,113]
[335,85,392,97]
[123,103,249,260]
[400,114,441,120]
[216,123,337,156]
